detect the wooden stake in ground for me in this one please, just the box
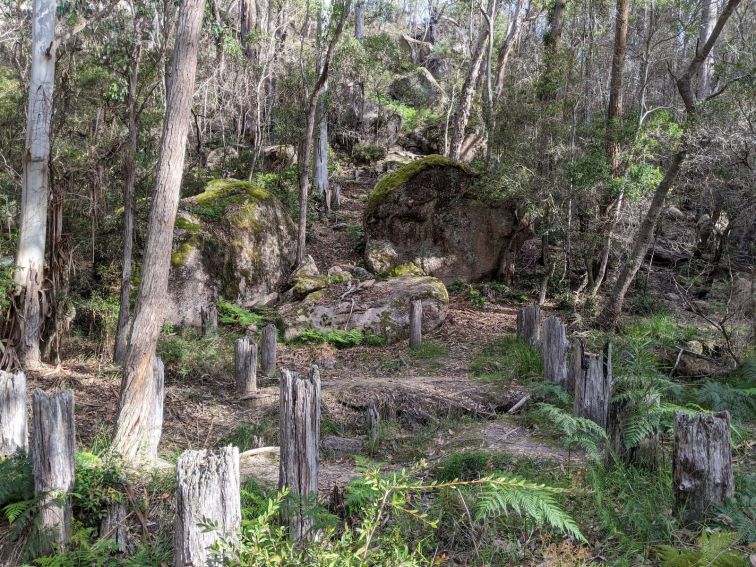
[566,337,584,394]
[0,370,27,456]
[279,366,320,541]
[31,389,75,554]
[572,342,613,428]
[673,411,734,526]
[516,304,541,348]
[542,316,569,385]
[261,323,277,377]
[175,446,241,566]
[367,399,380,443]
[201,303,218,336]
[409,299,423,349]
[235,337,258,395]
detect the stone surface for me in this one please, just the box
[280,275,449,344]
[167,180,297,328]
[388,67,447,107]
[364,156,532,282]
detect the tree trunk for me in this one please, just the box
[697,0,717,99]
[493,0,525,101]
[261,323,277,377]
[572,343,612,428]
[112,0,205,461]
[0,370,27,456]
[354,0,365,39]
[566,337,584,394]
[409,299,422,349]
[542,316,569,385]
[279,366,320,542]
[31,389,75,555]
[516,304,542,348]
[673,411,733,526]
[175,447,241,566]
[15,0,58,370]
[315,109,329,201]
[235,337,258,395]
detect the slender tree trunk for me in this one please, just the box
[697,0,717,99]
[112,0,206,461]
[114,14,143,364]
[15,0,58,370]
[493,0,526,101]
[354,0,365,39]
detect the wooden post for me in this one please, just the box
[573,342,612,429]
[0,370,27,456]
[330,183,341,210]
[542,316,569,385]
[566,337,584,394]
[261,323,277,377]
[367,399,380,443]
[175,446,241,567]
[516,304,541,348]
[31,389,75,554]
[201,303,218,335]
[606,394,660,470]
[673,411,734,526]
[146,356,165,457]
[279,366,320,542]
[235,337,258,395]
[100,503,128,552]
[409,299,423,349]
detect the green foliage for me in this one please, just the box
[157,328,234,378]
[624,313,696,349]
[655,530,748,566]
[0,451,33,508]
[716,473,755,544]
[470,336,542,384]
[529,403,608,460]
[220,420,279,451]
[186,179,270,220]
[434,450,511,482]
[373,95,441,131]
[217,298,265,328]
[290,327,385,348]
[72,452,123,528]
[352,143,387,164]
[75,293,120,344]
[409,340,447,360]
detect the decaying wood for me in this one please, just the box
[261,323,277,377]
[542,316,569,385]
[31,389,76,554]
[566,337,584,394]
[175,446,241,567]
[516,304,541,348]
[0,370,27,456]
[279,366,320,541]
[409,299,423,349]
[367,399,380,442]
[507,394,530,415]
[146,357,165,457]
[235,337,258,395]
[201,303,218,336]
[673,411,734,526]
[100,502,128,552]
[606,394,660,469]
[572,342,612,428]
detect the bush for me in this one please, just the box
[290,327,385,348]
[470,336,542,383]
[352,143,387,164]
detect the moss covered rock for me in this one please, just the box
[279,275,449,344]
[364,156,533,283]
[167,179,297,328]
[388,67,447,108]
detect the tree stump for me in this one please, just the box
[261,324,277,377]
[409,299,423,349]
[146,356,165,457]
[100,502,128,552]
[0,370,27,456]
[516,304,541,348]
[673,411,734,526]
[606,395,660,469]
[279,366,320,541]
[175,446,241,567]
[200,303,218,336]
[31,389,76,554]
[542,316,569,385]
[572,342,612,428]
[566,337,584,394]
[235,337,258,395]
[367,399,380,443]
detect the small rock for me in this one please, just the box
[351,267,372,281]
[321,436,364,455]
[665,206,686,220]
[686,340,703,355]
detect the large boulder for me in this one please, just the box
[167,179,297,327]
[388,67,447,108]
[279,275,449,344]
[364,155,533,283]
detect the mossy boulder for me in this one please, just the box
[388,67,447,108]
[364,156,533,282]
[279,275,449,344]
[166,179,297,327]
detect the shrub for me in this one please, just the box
[290,327,385,348]
[352,143,387,164]
[470,336,542,383]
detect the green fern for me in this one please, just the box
[655,530,748,566]
[0,451,34,507]
[530,403,608,459]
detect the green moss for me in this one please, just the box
[175,217,201,233]
[366,155,466,214]
[386,262,424,277]
[171,242,193,268]
[292,275,328,297]
[189,179,270,219]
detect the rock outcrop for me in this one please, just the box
[279,275,449,344]
[388,67,446,108]
[364,155,532,283]
[167,179,297,327]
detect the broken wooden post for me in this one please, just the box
[100,502,128,552]
[606,394,660,470]
[0,370,27,456]
[175,446,241,567]
[279,366,320,542]
[367,399,380,443]
[330,183,341,210]
[566,337,584,394]
[146,356,165,457]
[201,303,218,336]
[516,304,541,348]
[261,324,277,377]
[31,389,75,554]
[542,316,569,385]
[235,337,258,395]
[673,411,734,526]
[409,299,423,349]
[572,342,612,429]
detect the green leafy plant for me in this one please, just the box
[655,530,748,566]
[217,298,265,327]
[470,336,542,384]
[352,143,387,164]
[290,327,385,348]
[529,403,608,460]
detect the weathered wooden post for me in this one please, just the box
[573,342,612,428]
[31,389,75,554]
[566,337,584,394]
[409,299,423,349]
[0,370,27,456]
[175,446,241,567]
[516,304,541,348]
[146,356,165,457]
[367,399,380,443]
[606,394,660,470]
[279,366,320,541]
[261,324,277,377]
[542,316,569,385]
[673,411,734,526]
[201,303,218,336]
[235,337,258,395]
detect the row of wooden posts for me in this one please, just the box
[516,304,735,526]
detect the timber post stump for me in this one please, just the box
[0,370,27,457]
[516,304,542,348]
[542,316,569,385]
[235,337,258,395]
[261,324,278,377]
[409,299,423,349]
[572,342,613,429]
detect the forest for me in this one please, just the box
[0,0,753,564]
